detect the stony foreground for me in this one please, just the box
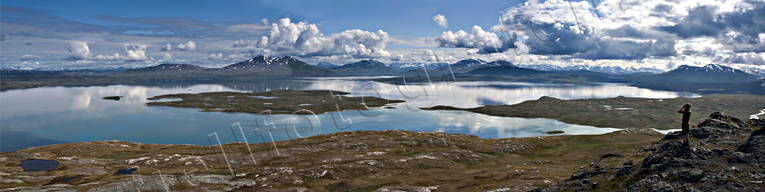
[1,128,664,191]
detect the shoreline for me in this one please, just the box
[3,127,658,153]
[421,94,765,130]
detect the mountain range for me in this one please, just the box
[315,62,339,69]
[652,64,757,83]
[1,56,762,94]
[331,60,399,76]
[115,56,538,78]
[629,64,763,94]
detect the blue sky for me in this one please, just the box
[1,0,517,37]
[1,0,764,73]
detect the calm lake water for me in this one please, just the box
[0,78,698,152]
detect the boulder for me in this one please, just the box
[690,128,711,139]
[615,160,633,177]
[641,141,700,173]
[737,128,765,163]
[600,153,621,159]
[698,112,747,131]
[662,131,683,140]
[678,168,704,183]
[568,165,606,181]
[749,119,765,129]
[728,152,752,163]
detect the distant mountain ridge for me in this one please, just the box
[629,64,762,94]
[661,64,758,83]
[315,62,338,69]
[400,58,515,76]
[114,55,331,78]
[222,55,331,77]
[331,60,398,76]
[387,62,448,72]
[466,66,549,76]
[121,64,206,73]
[335,60,384,69]
[520,64,666,74]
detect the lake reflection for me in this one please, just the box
[304,79,699,108]
[0,79,697,152]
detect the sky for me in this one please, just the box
[1,0,764,73]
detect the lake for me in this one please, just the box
[0,78,698,152]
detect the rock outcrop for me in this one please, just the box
[539,112,765,192]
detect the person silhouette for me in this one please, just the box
[678,104,691,147]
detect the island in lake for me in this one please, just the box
[146,90,404,114]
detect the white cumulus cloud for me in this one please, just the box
[433,14,448,28]
[67,42,92,60]
[232,39,253,48]
[163,53,173,61]
[161,41,197,51]
[436,26,517,53]
[207,53,223,60]
[251,18,390,58]
[175,41,196,51]
[161,43,173,51]
[95,44,150,61]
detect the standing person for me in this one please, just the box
[678,104,691,147]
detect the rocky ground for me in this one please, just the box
[538,112,765,191]
[1,128,663,191]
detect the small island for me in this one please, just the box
[146,90,404,114]
[101,96,122,101]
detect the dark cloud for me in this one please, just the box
[659,5,725,38]
[577,39,675,59]
[605,25,675,40]
[484,0,686,60]
[721,53,765,65]
[524,22,596,55]
[681,46,716,57]
[659,1,765,52]
[512,15,676,59]
[652,4,673,15]
[725,1,765,42]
